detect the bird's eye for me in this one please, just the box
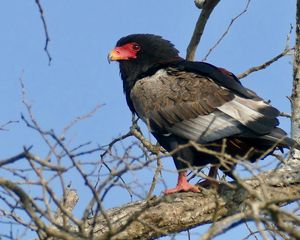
[132,43,141,51]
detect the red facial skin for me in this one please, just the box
[109,43,217,194]
[108,42,140,61]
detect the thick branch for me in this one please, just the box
[0,178,83,240]
[83,165,300,240]
[186,0,220,61]
[291,0,300,148]
[54,189,79,227]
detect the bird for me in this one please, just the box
[108,33,298,194]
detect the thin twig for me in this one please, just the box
[280,112,291,118]
[146,157,162,200]
[34,0,52,65]
[0,147,32,167]
[200,212,248,240]
[238,47,294,79]
[0,178,84,240]
[62,104,103,135]
[0,120,19,131]
[202,0,251,61]
[131,127,165,154]
[100,131,133,160]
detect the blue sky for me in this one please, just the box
[0,0,296,239]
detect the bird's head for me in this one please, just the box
[108,34,182,83]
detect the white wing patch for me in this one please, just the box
[168,111,243,143]
[217,95,278,134]
[166,95,278,143]
[217,96,264,124]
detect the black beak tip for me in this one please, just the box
[107,54,111,64]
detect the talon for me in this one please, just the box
[197,179,219,189]
[164,171,201,194]
[164,183,200,194]
[198,179,212,188]
[197,165,219,189]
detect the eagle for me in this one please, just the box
[108,34,298,194]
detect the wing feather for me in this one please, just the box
[169,111,244,142]
[130,68,280,143]
[217,96,279,134]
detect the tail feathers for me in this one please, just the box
[260,127,300,150]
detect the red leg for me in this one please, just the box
[198,165,219,188]
[164,171,200,194]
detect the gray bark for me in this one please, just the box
[84,166,300,240]
[291,0,300,159]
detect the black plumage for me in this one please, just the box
[109,34,298,194]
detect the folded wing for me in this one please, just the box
[130,67,281,144]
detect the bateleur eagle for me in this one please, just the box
[108,34,298,194]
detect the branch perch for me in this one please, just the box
[186,0,220,61]
[83,164,300,240]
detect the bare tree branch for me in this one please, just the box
[34,0,52,65]
[237,47,294,79]
[0,147,32,167]
[200,212,248,240]
[82,165,300,240]
[186,0,220,61]
[54,189,79,227]
[202,0,251,61]
[0,178,84,240]
[2,2,300,240]
[0,120,19,131]
[146,157,162,200]
[291,0,300,152]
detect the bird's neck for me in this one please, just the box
[119,61,147,112]
[120,57,184,112]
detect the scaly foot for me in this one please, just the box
[164,171,200,194]
[198,165,219,189]
[164,182,200,194]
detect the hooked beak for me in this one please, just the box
[107,48,120,63]
[107,53,112,64]
[107,47,137,64]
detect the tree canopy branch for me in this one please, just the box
[186,0,220,61]
[83,164,300,240]
[34,0,52,65]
